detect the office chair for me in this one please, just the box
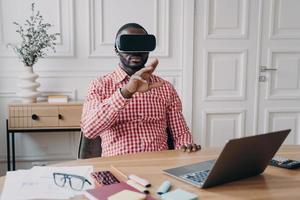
[78,127,175,159]
[77,132,102,159]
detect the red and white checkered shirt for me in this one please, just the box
[81,65,193,157]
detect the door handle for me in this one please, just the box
[260,66,278,72]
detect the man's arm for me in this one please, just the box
[167,84,201,152]
[81,79,130,139]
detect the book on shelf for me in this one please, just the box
[47,95,68,103]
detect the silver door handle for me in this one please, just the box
[260,66,278,72]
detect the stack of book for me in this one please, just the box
[48,95,68,103]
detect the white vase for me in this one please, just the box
[17,65,41,103]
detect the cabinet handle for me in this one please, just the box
[31,114,39,120]
[58,114,63,120]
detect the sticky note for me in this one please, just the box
[108,189,146,200]
[161,189,198,200]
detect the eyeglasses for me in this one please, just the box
[53,172,92,191]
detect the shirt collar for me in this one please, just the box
[113,64,129,83]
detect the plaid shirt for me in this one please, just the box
[81,65,193,157]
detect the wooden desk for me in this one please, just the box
[61,145,300,199]
[2,146,298,199]
[6,102,82,171]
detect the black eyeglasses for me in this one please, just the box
[53,172,92,191]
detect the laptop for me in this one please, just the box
[163,129,290,188]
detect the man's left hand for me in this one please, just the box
[180,143,201,152]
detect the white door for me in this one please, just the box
[193,0,260,147]
[257,0,300,144]
[193,0,300,147]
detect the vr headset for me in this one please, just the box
[116,34,156,53]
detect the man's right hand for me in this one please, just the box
[121,58,163,98]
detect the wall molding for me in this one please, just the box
[269,0,300,39]
[264,108,299,144]
[266,48,300,100]
[9,131,78,160]
[0,68,183,78]
[202,49,247,101]
[0,90,76,99]
[201,109,246,147]
[0,0,74,58]
[0,130,79,161]
[88,0,170,57]
[0,91,16,98]
[181,0,195,128]
[204,0,249,39]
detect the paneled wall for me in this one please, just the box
[0,0,194,174]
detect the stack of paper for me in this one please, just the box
[1,166,94,200]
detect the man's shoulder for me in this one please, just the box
[151,74,170,84]
[90,71,115,85]
[151,75,175,89]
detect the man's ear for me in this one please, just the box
[114,46,120,56]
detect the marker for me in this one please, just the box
[157,180,171,195]
[126,180,149,194]
[128,174,151,187]
[110,165,151,187]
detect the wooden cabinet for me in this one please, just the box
[6,102,83,171]
[8,102,83,129]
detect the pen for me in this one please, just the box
[110,165,151,187]
[110,165,128,180]
[128,174,151,187]
[126,180,149,194]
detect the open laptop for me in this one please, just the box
[163,129,290,188]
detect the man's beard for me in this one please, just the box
[120,54,148,73]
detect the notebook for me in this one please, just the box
[84,182,155,200]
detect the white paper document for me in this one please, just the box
[1,166,94,200]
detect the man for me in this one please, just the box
[81,23,200,157]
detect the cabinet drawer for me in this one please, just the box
[31,106,58,116]
[8,102,82,129]
[32,116,59,127]
[59,106,82,127]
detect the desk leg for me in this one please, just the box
[12,132,15,171]
[6,120,10,171]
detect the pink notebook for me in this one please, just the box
[84,182,155,200]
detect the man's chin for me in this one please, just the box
[128,63,145,70]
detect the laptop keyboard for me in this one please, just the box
[180,170,210,184]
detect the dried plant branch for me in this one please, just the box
[7,2,60,66]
